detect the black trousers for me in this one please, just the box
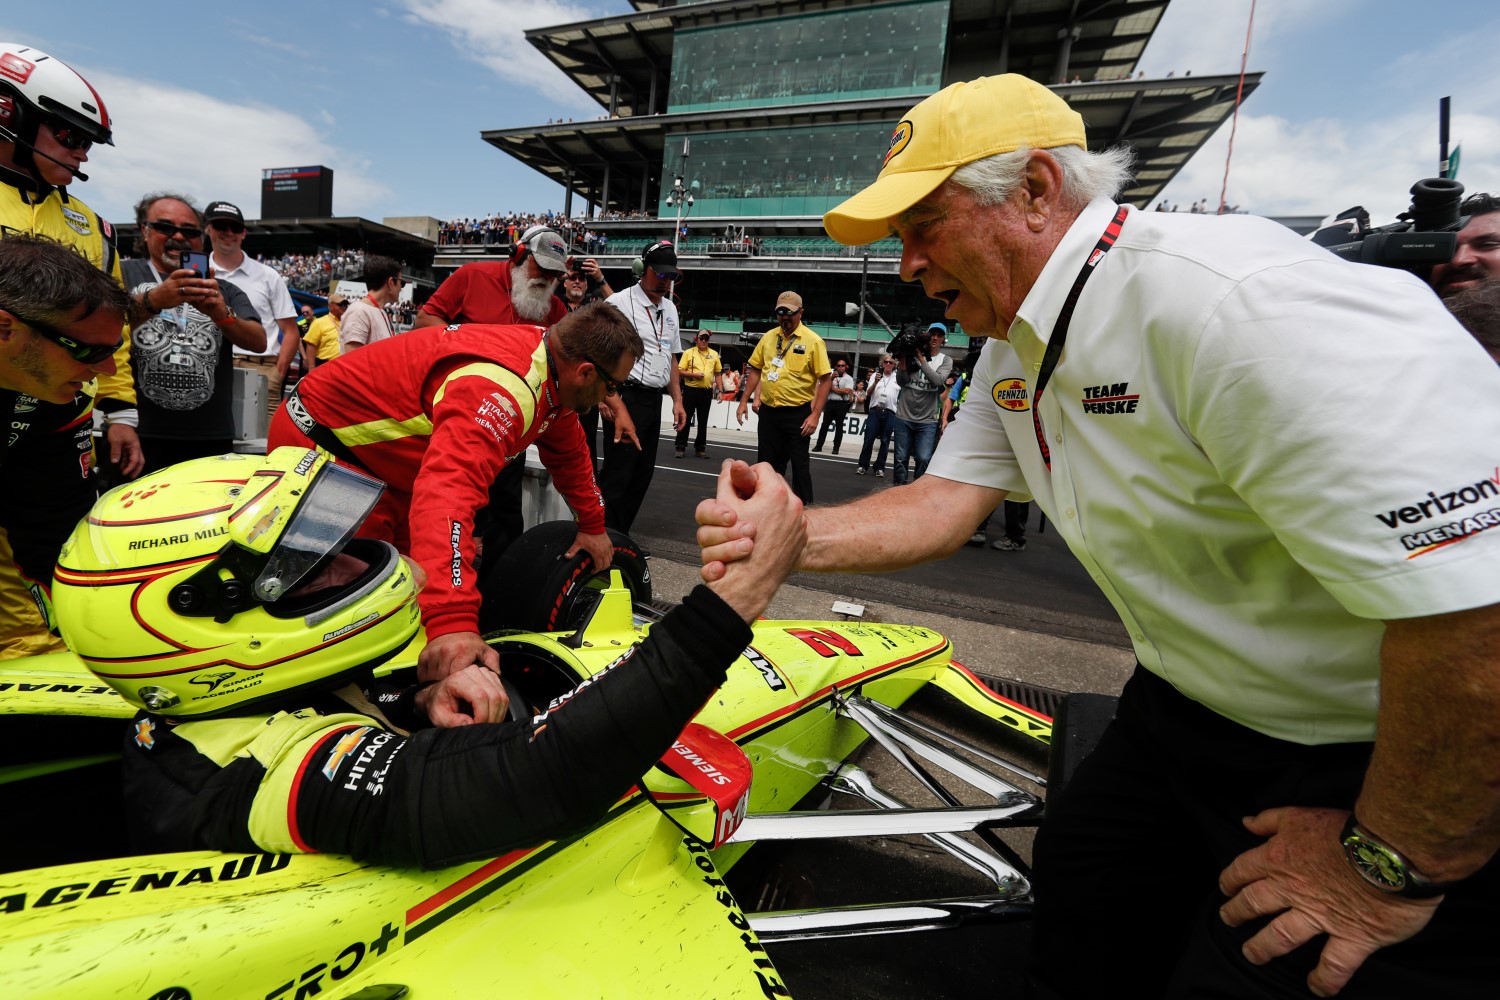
[580,384,662,534]
[756,403,813,504]
[675,385,714,454]
[814,400,851,452]
[1029,667,1500,999]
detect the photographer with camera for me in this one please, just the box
[1431,192,1500,298]
[562,256,614,312]
[889,322,952,485]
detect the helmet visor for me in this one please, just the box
[253,462,384,602]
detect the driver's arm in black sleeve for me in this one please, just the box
[290,585,752,868]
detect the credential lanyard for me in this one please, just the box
[1031,204,1129,470]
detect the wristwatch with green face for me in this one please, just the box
[1340,816,1460,898]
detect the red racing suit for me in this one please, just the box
[268,323,605,639]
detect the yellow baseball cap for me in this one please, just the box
[823,75,1087,246]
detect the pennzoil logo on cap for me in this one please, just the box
[993,377,1030,412]
[884,120,913,165]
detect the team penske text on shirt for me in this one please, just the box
[1375,469,1500,553]
[1080,382,1139,414]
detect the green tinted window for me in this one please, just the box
[669,1,948,112]
[662,122,901,221]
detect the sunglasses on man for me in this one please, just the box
[48,121,94,151]
[209,220,247,234]
[581,352,624,396]
[145,220,203,240]
[775,307,801,318]
[3,307,121,365]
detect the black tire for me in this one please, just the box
[479,521,652,633]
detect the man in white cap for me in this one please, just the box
[697,74,1500,998]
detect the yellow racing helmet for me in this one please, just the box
[53,447,421,718]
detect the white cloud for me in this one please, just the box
[1146,1,1500,220]
[1136,0,1355,78]
[1155,106,1500,221]
[395,0,612,110]
[80,71,393,224]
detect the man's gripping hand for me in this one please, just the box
[418,630,500,683]
[702,461,805,620]
[695,459,763,583]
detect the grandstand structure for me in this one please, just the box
[466,0,1261,359]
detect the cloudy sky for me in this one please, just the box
[3,0,1497,227]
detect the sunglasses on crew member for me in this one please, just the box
[47,122,94,151]
[580,351,623,396]
[145,220,203,240]
[775,307,801,317]
[209,220,247,234]
[2,307,122,364]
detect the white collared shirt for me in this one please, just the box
[212,252,297,357]
[929,198,1500,744]
[867,371,901,411]
[607,283,679,388]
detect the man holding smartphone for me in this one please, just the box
[123,192,265,473]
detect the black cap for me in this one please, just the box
[641,239,680,274]
[204,201,244,224]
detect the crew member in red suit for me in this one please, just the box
[269,301,643,680]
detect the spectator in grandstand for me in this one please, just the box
[1445,279,1500,362]
[123,192,266,471]
[339,255,403,352]
[301,292,347,369]
[206,200,299,424]
[1430,192,1500,298]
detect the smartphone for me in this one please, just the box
[180,251,211,277]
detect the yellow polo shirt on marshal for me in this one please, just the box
[678,343,722,389]
[748,323,832,407]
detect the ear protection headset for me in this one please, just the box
[0,88,27,143]
[633,239,675,278]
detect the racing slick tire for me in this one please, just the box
[480,521,651,633]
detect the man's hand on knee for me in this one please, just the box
[1218,806,1441,997]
